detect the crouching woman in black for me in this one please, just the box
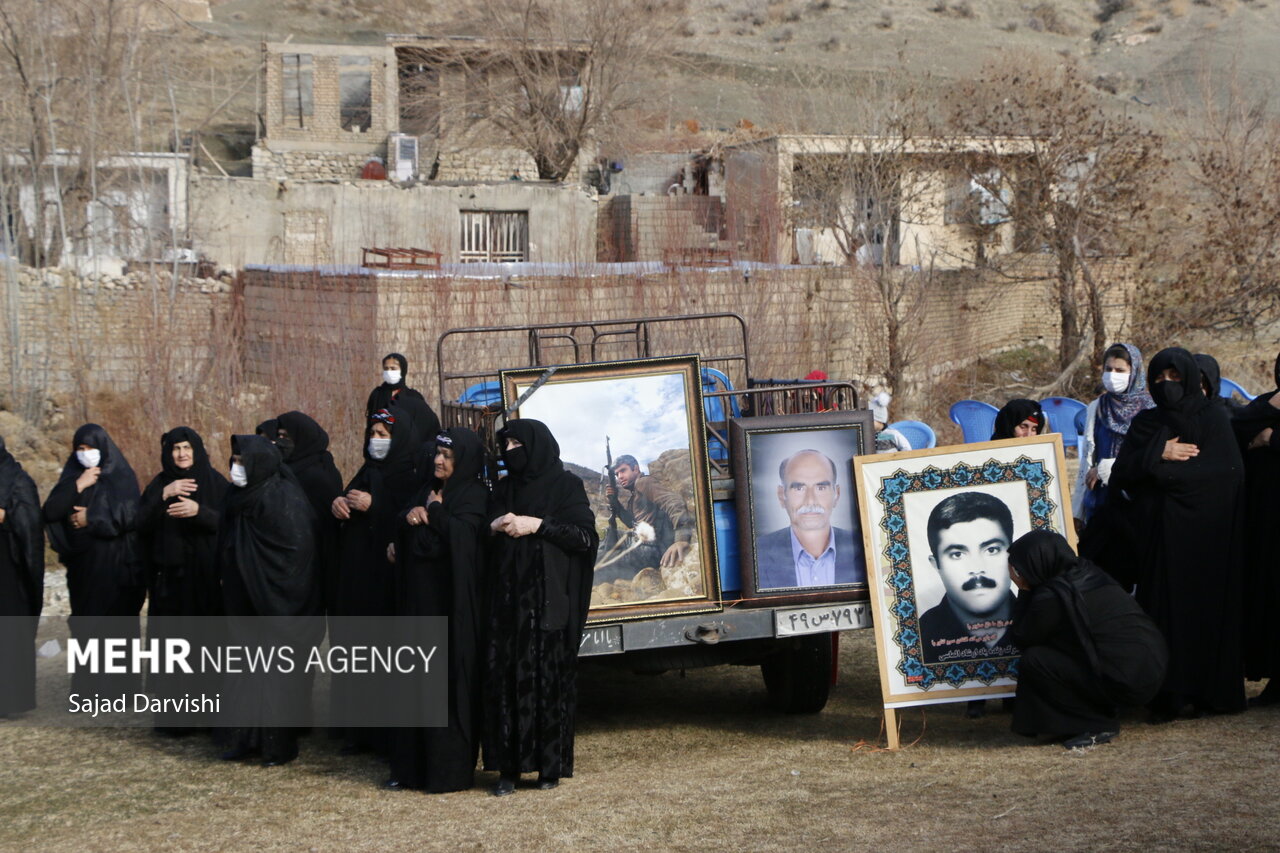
[483,419,598,796]
[1007,530,1167,749]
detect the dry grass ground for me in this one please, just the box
[2,619,1275,852]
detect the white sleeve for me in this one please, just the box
[1097,457,1115,485]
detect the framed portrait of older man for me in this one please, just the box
[730,411,875,603]
[853,435,1076,711]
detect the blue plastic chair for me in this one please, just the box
[949,400,999,443]
[1040,397,1087,449]
[888,420,936,449]
[1219,377,1255,402]
[701,367,739,462]
[458,380,502,406]
[1073,406,1088,457]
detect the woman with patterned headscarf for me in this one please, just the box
[386,427,489,793]
[483,419,598,796]
[1074,343,1155,529]
[1111,347,1246,720]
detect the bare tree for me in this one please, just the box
[399,0,685,181]
[1144,69,1280,340]
[948,57,1164,381]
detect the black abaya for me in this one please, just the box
[365,353,440,451]
[389,427,489,792]
[138,427,229,729]
[275,411,343,611]
[483,419,598,782]
[1232,355,1280,685]
[1110,348,1246,716]
[330,405,418,748]
[218,434,321,764]
[0,436,43,715]
[1008,531,1167,738]
[43,424,144,696]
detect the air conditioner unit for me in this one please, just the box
[388,133,418,181]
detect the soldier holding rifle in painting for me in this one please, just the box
[596,450,693,584]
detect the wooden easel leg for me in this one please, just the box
[883,708,899,750]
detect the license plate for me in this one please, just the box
[579,624,623,656]
[775,603,872,637]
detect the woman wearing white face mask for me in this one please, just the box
[1074,343,1155,531]
[42,423,145,697]
[365,352,440,459]
[329,405,419,753]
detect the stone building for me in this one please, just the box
[723,134,1038,269]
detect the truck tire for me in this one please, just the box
[761,633,832,714]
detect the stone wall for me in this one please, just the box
[0,264,231,399]
[251,146,383,183]
[239,260,1117,421]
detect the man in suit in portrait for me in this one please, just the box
[756,449,864,590]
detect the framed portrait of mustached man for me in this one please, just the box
[853,435,1076,710]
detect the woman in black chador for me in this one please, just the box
[43,423,144,696]
[387,427,488,793]
[275,410,343,610]
[1230,352,1280,705]
[1007,530,1167,748]
[0,434,44,716]
[138,427,228,617]
[137,427,228,732]
[218,434,321,766]
[1110,347,1247,719]
[991,399,1048,440]
[365,353,441,451]
[483,419,598,796]
[329,405,418,753]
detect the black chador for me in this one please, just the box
[137,427,228,731]
[1110,348,1246,718]
[365,353,440,452]
[483,419,598,793]
[138,427,228,618]
[0,435,44,716]
[389,427,489,793]
[218,434,321,766]
[1009,531,1167,741]
[275,411,343,610]
[43,424,145,696]
[330,405,418,751]
[1230,352,1280,704]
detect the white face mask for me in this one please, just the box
[382,369,402,386]
[75,448,101,469]
[229,463,248,487]
[368,437,392,460]
[1102,371,1131,394]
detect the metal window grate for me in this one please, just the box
[460,210,529,263]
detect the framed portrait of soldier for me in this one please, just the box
[730,411,874,603]
[501,355,722,624]
[852,435,1076,710]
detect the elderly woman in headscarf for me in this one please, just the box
[1230,352,1280,705]
[483,419,598,796]
[218,434,321,766]
[1007,530,1167,749]
[43,424,144,696]
[1074,343,1155,530]
[991,399,1048,441]
[1110,347,1246,720]
[137,427,229,732]
[329,405,418,754]
[0,434,43,717]
[386,427,489,793]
